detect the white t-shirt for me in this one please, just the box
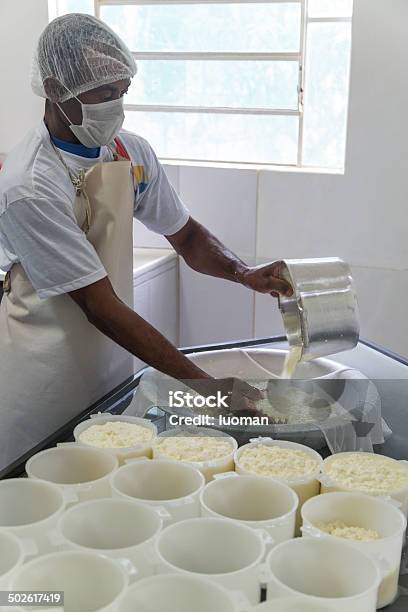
[0,122,189,299]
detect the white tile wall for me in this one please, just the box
[133,220,168,249]
[254,292,285,339]
[179,261,255,347]
[256,170,348,262]
[257,166,407,271]
[133,263,179,345]
[255,170,408,356]
[149,265,179,345]
[0,0,47,153]
[162,164,180,194]
[133,261,179,370]
[178,165,258,346]
[179,165,257,259]
[351,266,408,357]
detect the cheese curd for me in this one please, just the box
[238,445,319,480]
[316,520,380,541]
[154,436,233,462]
[324,453,408,495]
[79,421,154,449]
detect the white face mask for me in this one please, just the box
[57,96,125,148]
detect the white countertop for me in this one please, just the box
[0,248,177,285]
[133,247,177,276]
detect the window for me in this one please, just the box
[49,1,353,169]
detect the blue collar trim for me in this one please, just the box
[50,134,101,158]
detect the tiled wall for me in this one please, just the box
[0,0,47,153]
[134,164,259,346]
[178,166,258,346]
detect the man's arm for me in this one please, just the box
[69,276,210,381]
[166,217,292,297]
[69,276,264,411]
[69,277,262,409]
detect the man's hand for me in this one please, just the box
[166,219,292,299]
[238,261,293,298]
[191,377,265,416]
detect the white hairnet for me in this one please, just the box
[31,13,137,102]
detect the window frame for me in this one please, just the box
[89,1,352,167]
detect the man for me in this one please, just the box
[0,14,291,471]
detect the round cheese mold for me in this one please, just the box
[79,422,154,448]
[323,452,408,496]
[153,427,237,482]
[235,439,322,534]
[237,444,319,481]
[74,414,157,463]
[301,492,407,609]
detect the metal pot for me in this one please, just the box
[278,258,360,360]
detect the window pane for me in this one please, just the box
[124,111,298,165]
[101,3,301,53]
[302,23,351,168]
[127,60,299,110]
[308,0,353,18]
[55,0,94,16]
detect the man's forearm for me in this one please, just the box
[94,303,209,380]
[167,218,249,283]
[70,277,267,410]
[70,281,210,381]
[167,217,292,297]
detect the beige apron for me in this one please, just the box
[0,143,134,471]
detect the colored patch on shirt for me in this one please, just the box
[132,165,149,194]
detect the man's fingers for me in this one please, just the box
[269,260,283,277]
[267,276,293,297]
[234,379,264,402]
[233,395,263,414]
[255,275,292,296]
